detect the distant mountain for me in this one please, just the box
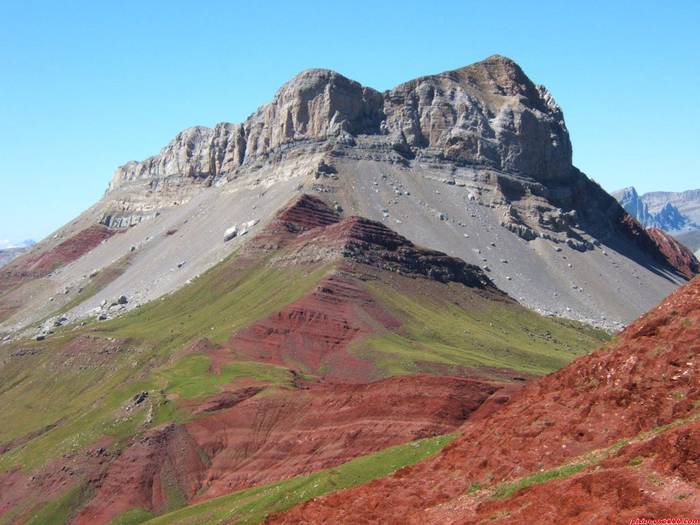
[0,240,34,268]
[612,186,699,232]
[644,188,700,224]
[0,239,34,250]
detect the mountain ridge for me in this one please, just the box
[613,185,700,232]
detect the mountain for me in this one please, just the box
[0,56,694,339]
[268,274,700,524]
[612,187,657,227]
[613,187,700,272]
[0,195,608,524]
[613,186,700,232]
[644,188,700,225]
[1,55,697,525]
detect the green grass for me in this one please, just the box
[24,482,91,525]
[356,278,608,377]
[492,463,587,499]
[140,433,456,525]
[628,455,644,466]
[108,509,157,525]
[156,355,292,400]
[466,481,483,494]
[0,247,608,521]
[96,259,330,350]
[0,256,331,472]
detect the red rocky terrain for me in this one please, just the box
[231,272,399,382]
[618,212,699,279]
[249,194,495,289]
[232,194,500,382]
[647,227,700,279]
[270,276,700,524]
[74,375,508,524]
[0,225,116,293]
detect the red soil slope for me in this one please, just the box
[251,194,495,289]
[0,225,117,320]
[618,211,698,279]
[231,271,400,382]
[74,375,508,525]
[270,276,700,524]
[244,193,341,254]
[0,225,116,292]
[647,227,699,279]
[231,195,500,382]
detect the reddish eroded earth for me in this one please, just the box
[244,193,341,255]
[0,225,117,291]
[0,225,118,320]
[74,374,510,524]
[249,193,495,290]
[647,227,699,279]
[75,424,207,525]
[231,194,500,382]
[0,438,114,522]
[270,276,700,524]
[617,211,698,279]
[230,270,399,382]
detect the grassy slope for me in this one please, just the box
[132,433,456,525]
[0,251,607,523]
[58,253,135,315]
[354,275,608,378]
[0,255,329,472]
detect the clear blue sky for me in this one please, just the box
[1,0,698,242]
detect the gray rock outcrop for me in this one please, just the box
[108,56,571,192]
[101,56,579,232]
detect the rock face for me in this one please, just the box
[108,56,568,194]
[102,56,575,230]
[99,56,678,262]
[382,56,571,182]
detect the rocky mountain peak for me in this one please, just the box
[614,186,699,232]
[105,56,573,205]
[244,68,384,158]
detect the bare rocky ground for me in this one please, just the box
[2,150,681,337]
